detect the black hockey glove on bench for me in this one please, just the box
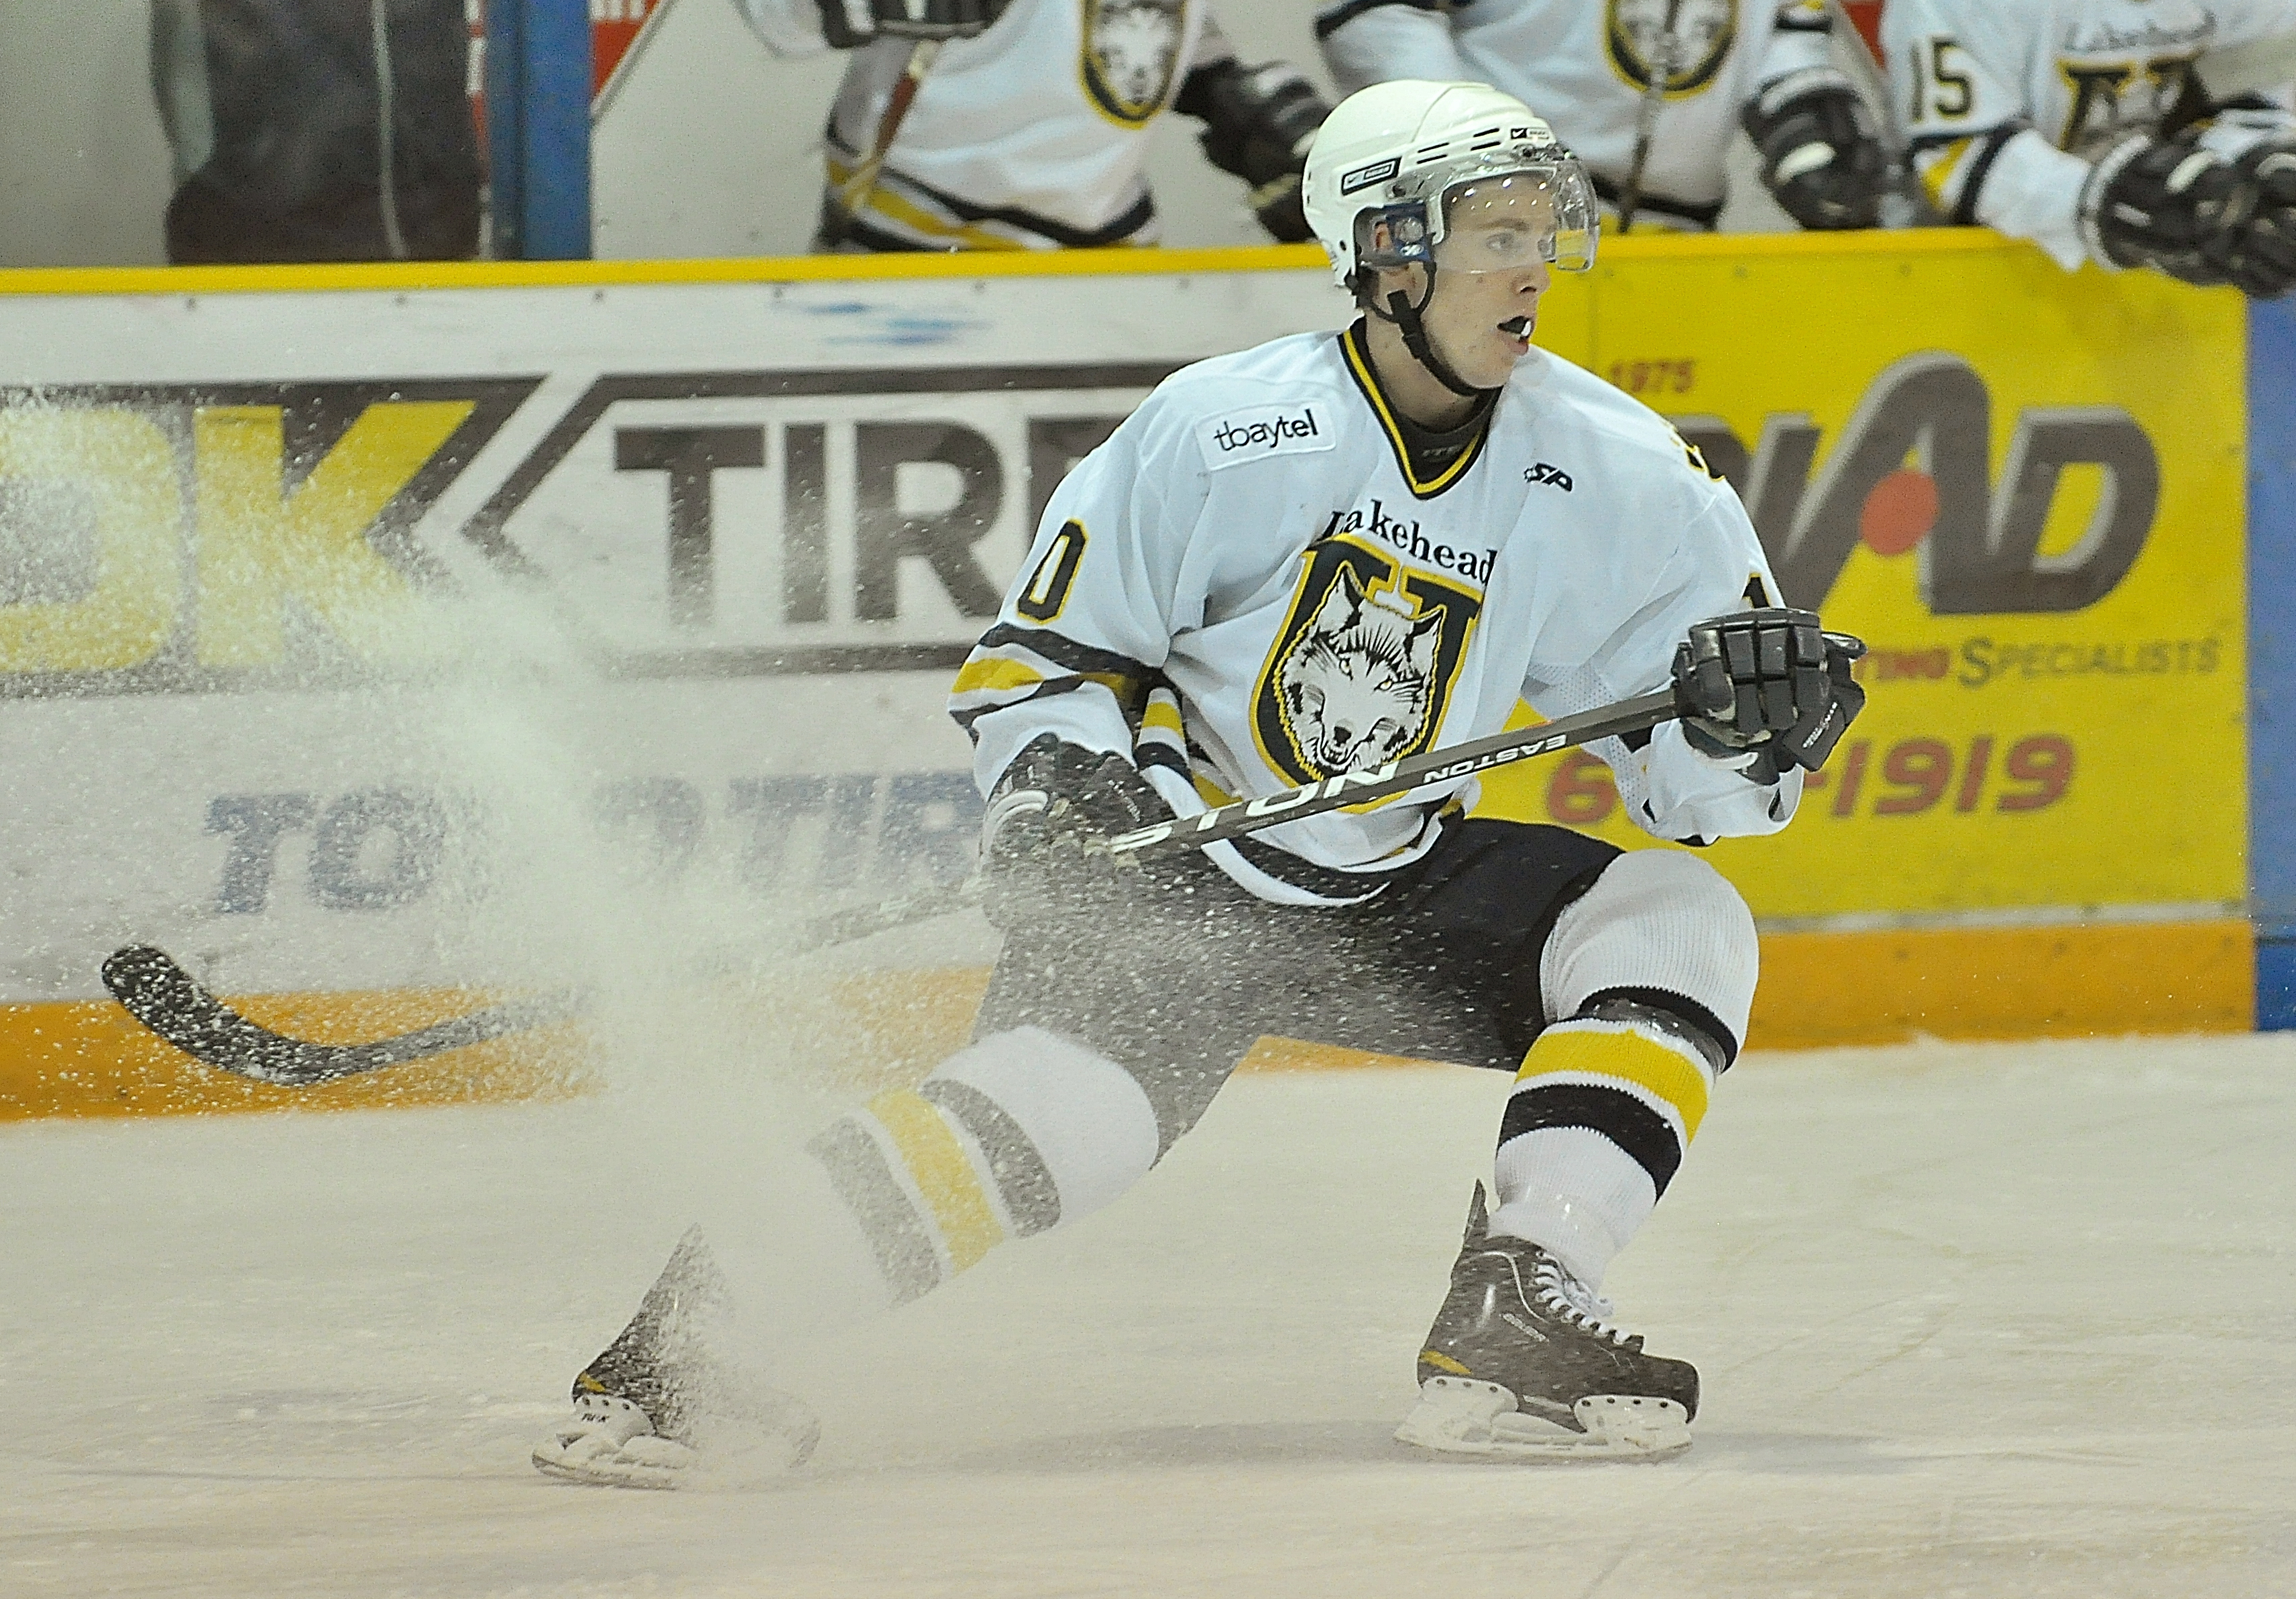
[1175,59,1332,243]
[1672,607,1866,781]
[2083,128,2296,298]
[979,733,1175,928]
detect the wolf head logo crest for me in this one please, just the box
[1276,569,1446,775]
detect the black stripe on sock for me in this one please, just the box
[1497,1082,1683,1197]
[807,1120,943,1305]
[918,1079,1064,1238]
[1134,741,1191,779]
[1579,985,1738,1070]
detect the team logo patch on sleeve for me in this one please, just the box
[1081,0,1186,127]
[1606,0,1735,95]
[1196,405,1336,470]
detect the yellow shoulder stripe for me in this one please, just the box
[951,657,1047,696]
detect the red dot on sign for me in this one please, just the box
[1859,469,1939,557]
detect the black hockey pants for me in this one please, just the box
[975,819,1622,1156]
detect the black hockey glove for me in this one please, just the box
[1741,73,1888,231]
[979,734,1175,928]
[814,0,1007,48]
[2211,138,2296,298]
[2080,133,2246,287]
[1173,59,1330,243]
[1671,608,1867,777]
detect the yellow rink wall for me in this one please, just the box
[0,918,2252,1121]
[0,235,2258,1117]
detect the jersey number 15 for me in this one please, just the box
[1908,36,1973,123]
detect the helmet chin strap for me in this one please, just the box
[1369,266,1492,401]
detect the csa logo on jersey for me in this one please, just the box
[1082,0,1186,128]
[1606,0,1735,97]
[1252,534,1481,785]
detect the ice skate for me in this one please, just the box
[1396,1185,1697,1461]
[532,1227,820,1490]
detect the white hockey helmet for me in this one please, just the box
[1301,80,1598,289]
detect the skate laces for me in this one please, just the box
[1530,1255,1635,1346]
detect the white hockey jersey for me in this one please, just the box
[1314,0,1839,229]
[1884,0,2296,269]
[736,0,1234,249]
[950,326,1801,907]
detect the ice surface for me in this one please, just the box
[6,1032,2295,1598]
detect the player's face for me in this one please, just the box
[1421,180,1568,386]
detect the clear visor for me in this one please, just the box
[1432,166,1597,274]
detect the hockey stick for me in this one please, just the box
[1616,0,1685,233]
[1821,0,1924,227]
[827,38,942,240]
[99,875,980,1087]
[100,945,588,1088]
[108,687,1681,1082]
[1108,687,1681,861]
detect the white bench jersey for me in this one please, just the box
[736,0,1232,250]
[1314,0,1839,229]
[951,325,1802,907]
[1884,0,2296,268]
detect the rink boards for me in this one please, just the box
[0,235,2278,1116]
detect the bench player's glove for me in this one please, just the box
[978,734,1173,927]
[1672,608,1867,777]
[2080,133,2246,287]
[2211,137,2296,298]
[1741,72,1888,231]
[1173,60,1330,243]
[815,0,1007,48]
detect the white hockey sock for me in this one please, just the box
[1490,850,1756,1289]
[1489,1017,1714,1289]
[804,1025,1161,1305]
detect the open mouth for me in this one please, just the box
[1498,316,1533,339]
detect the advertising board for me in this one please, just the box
[1484,235,2249,926]
[0,236,2256,1113]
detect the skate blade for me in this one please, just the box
[1395,1378,1691,1461]
[532,1427,699,1490]
[532,1416,815,1491]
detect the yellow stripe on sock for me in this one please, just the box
[866,1089,1005,1272]
[1517,1026,1711,1141]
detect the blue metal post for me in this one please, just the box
[2250,298,2296,1025]
[485,0,592,260]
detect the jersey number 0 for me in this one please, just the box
[1017,520,1088,622]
